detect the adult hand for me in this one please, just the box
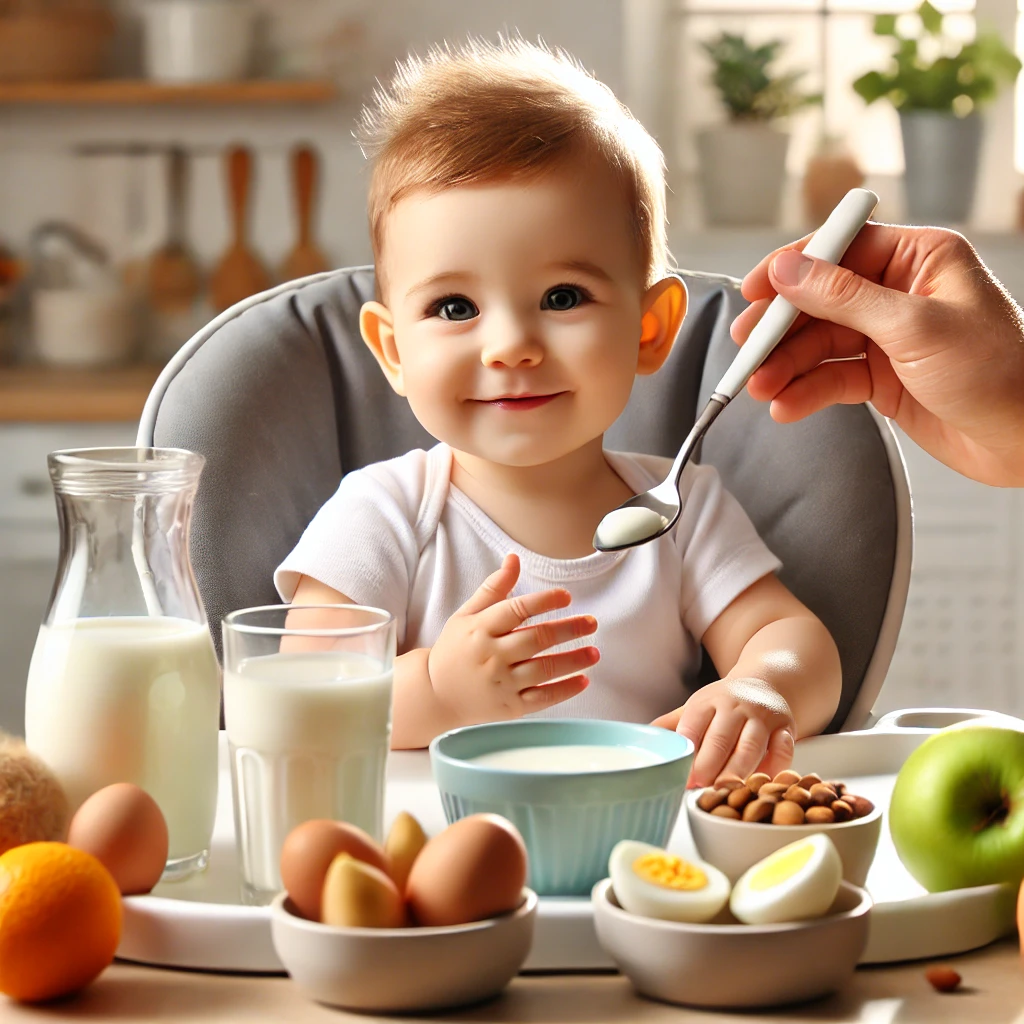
[732,224,1024,487]
[427,553,598,724]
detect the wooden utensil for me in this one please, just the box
[209,145,270,313]
[146,147,201,321]
[279,143,330,282]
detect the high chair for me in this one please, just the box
[137,266,911,733]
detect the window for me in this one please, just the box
[637,0,1022,228]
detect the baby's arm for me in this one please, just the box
[653,574,841,787]
[292,555,598,749]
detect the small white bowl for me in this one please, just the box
[685,789,883,885]
[592,877,871,1009]
[270,888,537,1013]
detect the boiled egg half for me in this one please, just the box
[609,840,730,923]
[729,833,842,925]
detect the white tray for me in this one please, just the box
[117,708,1020,973]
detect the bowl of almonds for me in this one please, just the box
[685,769,882,886]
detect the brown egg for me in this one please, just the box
[279,819,391,922]
[406,813,527,927]
[321,853,406,928]
[67,782,168,895]
[385,811,427,892]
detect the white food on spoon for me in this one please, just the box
[595,507,669,550]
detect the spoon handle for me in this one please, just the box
[714,187,878,401]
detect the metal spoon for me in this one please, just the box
[593,187,879,553]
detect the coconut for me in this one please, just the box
[0,734,70,855]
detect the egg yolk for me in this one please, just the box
[633,853,708,891]
[748,841,814,891]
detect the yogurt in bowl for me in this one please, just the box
[429,719,693,896]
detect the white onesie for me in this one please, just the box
[275,444,781,724]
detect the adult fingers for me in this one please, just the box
[757,727,796,780]
[740,222,909,303]
[688,709,745,789]
[718,717,770,783]
[519,674,590,708]
[482,586,573,637]
[501,614,597,663]
[765,249,919,343]
[764,359,876,423]
[745,319,868,402]
[458,553,520,616]
[509,646,600,691]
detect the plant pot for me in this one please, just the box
[899,111,982,225]
[697,123,790,227]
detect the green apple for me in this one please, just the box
[889,727,1024,892]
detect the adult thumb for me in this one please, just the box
[768,249,908,339]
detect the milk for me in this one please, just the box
[471,744,663,772]
[24,616,221,865]
[223,650,393,901]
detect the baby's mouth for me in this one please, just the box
[480,392,566,411]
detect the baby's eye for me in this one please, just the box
[434,297,479,322]
[542,286,587,312]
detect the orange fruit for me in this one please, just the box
[0,842,121,1002]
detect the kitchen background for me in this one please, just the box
[0,0,1021,735]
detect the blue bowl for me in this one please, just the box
[429,719,693,896]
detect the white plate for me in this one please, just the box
[117,707,1020,973]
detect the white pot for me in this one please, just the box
[696,123,790,227]
[32,286,136,367]
[141,0,255,83]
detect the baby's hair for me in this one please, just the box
[357,37,670,291]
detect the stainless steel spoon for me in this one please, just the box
[593,187,879,553]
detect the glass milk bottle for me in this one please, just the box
[24,448,220,880]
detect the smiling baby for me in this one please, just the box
[274,38,841,786]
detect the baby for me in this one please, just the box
[275,39,841,786]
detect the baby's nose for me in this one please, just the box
[480,311,543,367]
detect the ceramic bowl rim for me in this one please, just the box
[592,877,872,935]
[684,788,883,832]
[271,886,538,938]
[430,718,694,780]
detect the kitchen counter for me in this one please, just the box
[0,365,161,423]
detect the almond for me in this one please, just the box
[710,804,742,819]
[797,773,822,790]
[831,800,853,822]
[745,772,771,794]
[846,795,874,819]
[809,783,838,806]
[804,805,836,824]
[697,787,729,812]
[784,785,812,808]
[772,769,802,788]
[772,800,805,825]
[759,782,789,799]
[713,773,747,792]
[741,797,776,823]
[924,966,961,993]
[727,785,755,810]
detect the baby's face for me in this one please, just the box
[370,159,651,469]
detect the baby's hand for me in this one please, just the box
[427,553,599,725]
[652,678,796,788]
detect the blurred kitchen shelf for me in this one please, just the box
[0,364,161,423]
[0,79,338,105]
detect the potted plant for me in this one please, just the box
[853,1,1021,224]
[697,33,819,227]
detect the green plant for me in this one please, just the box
[853,1,1021,115]
[701,33,820,122]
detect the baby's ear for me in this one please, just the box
[360,301,405,395]
[636,275,687,376]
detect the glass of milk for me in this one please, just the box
[24,448,221,882]
[222,604,396,906]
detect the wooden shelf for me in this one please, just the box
[0,364,162,423]
[0,79,338,105]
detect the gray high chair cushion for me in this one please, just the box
[149,267,898,733]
